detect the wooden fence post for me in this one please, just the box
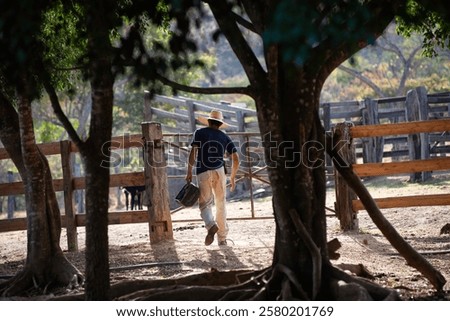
[417,86,431,181]
[322,103,333,170]
[7,171,15,219]
[144,91,153,122]
[60,140,78,251]
[405,89,422,182]
[405,87,431,181]
[362,98,384,163]
[186,100,197,133]
[333,122,358,231]
[142,122,173,243]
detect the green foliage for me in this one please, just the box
[397,0,450,57]
[40,1,86,92]
[36,120,65,143]
[0,0,50,97]
[264,0,374,64]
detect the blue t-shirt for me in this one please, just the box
[191,127,237,175]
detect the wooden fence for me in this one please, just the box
[1,86,450,239]
[333,118,450,230]
[0,131,148,250]
[0,126,270,249]
[147,87,450,167]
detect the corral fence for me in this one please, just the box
[1,86,450,244]
[0,124,271,250]
[148,87,450,169]
[333,117,450,230]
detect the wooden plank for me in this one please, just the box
[378,110,405,119]
[60,140,78,251]
[384,136,408,144]
[142,122,173,243]
[110,172,145,187]
[37,142,61,156]
[353,157,450,177]
[0,118,255,163]
[151,107,189,122]
[333,123,357,230]
[107,210,148,225]
[1,141,62,160]
[110,134,143,150]
[427,94,450,104]
[350,119,450,138]
[144,91,152,122]
[330,110,362,119]
[0,217,27,232]
[375,95,407,104]
[0,149,10,160]
[75,212,148,228]
[354,157,448,176]
[153,95,187,107]
[0,180,25,196]
[417,87,432,181]
[0,172,146,197]
[405,89,422,181]
[429,134,450,142]
[352,193,450,211]
[186,100,197,132]
[428,105,450,114]
[193,101,256,116]
[325,101,361,108]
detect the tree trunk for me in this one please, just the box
[0,88,82,296]
[81,2,115,299]
[253,47,329,299]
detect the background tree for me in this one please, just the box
[322,22,450,101]
[0,1,83,295]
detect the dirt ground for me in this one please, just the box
[1,174,450,300]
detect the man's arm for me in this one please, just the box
[229,152,239,192]
[185,146,198,183]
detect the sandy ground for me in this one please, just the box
[1,174,450,300]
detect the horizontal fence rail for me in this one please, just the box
[334,117,450,230]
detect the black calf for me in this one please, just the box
[122,186,145,210]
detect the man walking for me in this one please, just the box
[185,110,239,246]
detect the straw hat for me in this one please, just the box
[197,110,229,128]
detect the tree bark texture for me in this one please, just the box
[255,55,329,299]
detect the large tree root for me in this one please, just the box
[0,253,83,297]
[0,269,34,297]
[54,264,398,301]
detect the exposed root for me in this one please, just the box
[0,253,84,297]
[328,264,399,300]
[50,262,405,301]
[0,269,35,297]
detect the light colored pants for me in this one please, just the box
[197,167,228,242]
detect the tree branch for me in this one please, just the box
[231,11,257,34]
[338,65,386,97]
[206,0,266,83]
[155,73,253,96]
[42,79,83,147]
[315,0,403,85]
